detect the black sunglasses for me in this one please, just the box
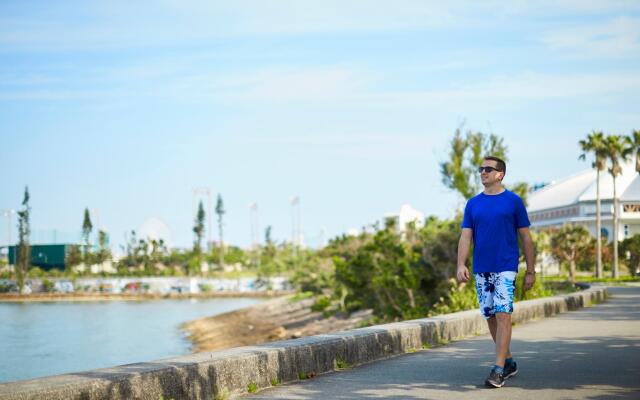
[478,166,501,173]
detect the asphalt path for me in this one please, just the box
[245,286,640,400]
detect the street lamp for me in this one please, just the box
[2,209,16,244]
[249,202,259,248]
[289,196,300,247]
[249,202,260,267]
[2,209,16,264]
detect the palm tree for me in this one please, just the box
[630,130,640,174]
[579,131,607,278]
[604,134,632,278]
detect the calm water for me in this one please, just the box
[0,298,263,383]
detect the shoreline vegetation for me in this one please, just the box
[0,290,292,303]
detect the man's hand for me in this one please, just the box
[524,271,536,291]
[457,265,470,283]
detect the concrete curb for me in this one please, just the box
[0,286,607,400]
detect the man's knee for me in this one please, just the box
[495,312,511,323]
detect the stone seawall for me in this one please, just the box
[0,287,607,400]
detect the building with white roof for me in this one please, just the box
[384,204,425,232]
[528,161,640,241]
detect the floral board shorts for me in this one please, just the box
[474,271,517,319]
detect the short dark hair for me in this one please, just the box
[484,156,506,174]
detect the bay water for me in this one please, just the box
[0,297,263,383]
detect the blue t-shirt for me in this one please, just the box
[461,189,530,273]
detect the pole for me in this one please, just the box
[207,191,212,251]
[596,169,602,278]
[290,196,299,269]
[249,202,260,267]
[297,197,301,248]
[290,197,295,246]
[2,209,14,253]
[6,210,10,248]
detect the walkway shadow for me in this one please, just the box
[247,335,640,399]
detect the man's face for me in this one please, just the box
[479,160,504,186]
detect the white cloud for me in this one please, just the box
[4,1,640,52]
[542,16,640,57]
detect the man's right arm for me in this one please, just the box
[457,228,473,282]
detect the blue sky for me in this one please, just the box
[1,1,639,251]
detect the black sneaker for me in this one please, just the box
[504,360,518,379]
[485,368,505,388]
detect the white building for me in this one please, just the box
[384,204,425,232]
[528,161,640,241]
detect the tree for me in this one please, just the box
[549,225,593,283]
[509,182,530,207]
[66,245,82,272]
[579,131,607,278]
[440,128,526,202]
[333,216,464,320]
[620,234,640,276]
[265,225,273,245]
[82,208,93,262]
[215,193,226,268]
[629,130,640,174]
[193,200,205,254]
[138,239,151,274]
[95,230,111,265]
[149,238,167,272]
[604,134,632,278]
[258,226,277,283]
[16,186,31,294]
[122,230,139,270]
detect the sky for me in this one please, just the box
[1,1,640,251]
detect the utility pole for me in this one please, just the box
[249,202,260,267]
[249,202,259,248]
[2,209,16,261]
[290,196,301,269]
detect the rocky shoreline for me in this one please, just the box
[182,296,373,352]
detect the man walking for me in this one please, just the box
[456,156,536,388]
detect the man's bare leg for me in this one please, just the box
[494,313,512,367]
[486,316,512,361]
[487,316,497,342]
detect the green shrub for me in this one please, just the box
[288,291,313,303]
[311,295,331,312]
[335,358,349,370]
[515,270,553,301]
[42,278,55,292]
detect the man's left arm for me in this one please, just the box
[518,227,536,290]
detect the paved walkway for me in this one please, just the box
[245,286,640,399]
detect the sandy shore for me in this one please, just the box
[182,296,373,353]
[0,291,293,303]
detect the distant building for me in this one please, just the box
[528,161,640,241]
[384,204,425,232]
[8,244,77,271]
